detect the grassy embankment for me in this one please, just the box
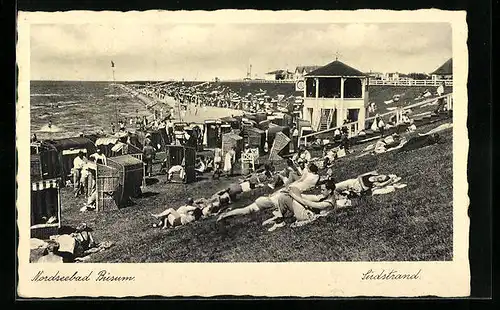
[58,119,453,263]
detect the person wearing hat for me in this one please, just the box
[72,150,88,197]
[144,133,152,147]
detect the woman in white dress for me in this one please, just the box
[223,147,236,177]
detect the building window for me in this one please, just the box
[344,78,362,98]
[318,78,341,98]
[305,78,316,98]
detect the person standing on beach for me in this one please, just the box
[435,81,447,114]
[213,148,223,180]
[72,151,88,197]
[119,120,126,132]
[143,141,156,177]
[291,124,299,153]
[111,122,115,133]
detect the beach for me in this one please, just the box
[30,81,244,140]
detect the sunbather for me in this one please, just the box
[167,165,185,182]
[373,134,406,154]
[151,198,204,229]
[46,223,107,262]
[217,164,320,222]
[268,159,302,189]
[287,163,320,194]
[398,133,442,153]
[263,179,338,231]
[334,171,397,198]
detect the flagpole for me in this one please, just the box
[111,61,118,125]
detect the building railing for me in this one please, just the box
[219,78,452,87]
[299,92,453,145]
[368,79,453,87]
[220,79,295,84]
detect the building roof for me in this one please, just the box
[295,66,322,73]
[305,60,365,77]
[431,58,453,75]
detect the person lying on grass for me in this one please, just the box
[151,198,204,229]
[43,223,113,263]
[286,163,320,195]
[268,159,302,189]
[200,166,276,215]
[166,164,185,182]
[398,133,442,153]
[269,162,319,191]
[216,163,320,222]
[263,179,338,231]
[194,156,206,175]
[334,171,398,198]
[373,134,407,154]
[322,146,338,168]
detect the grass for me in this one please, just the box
[57,119,453,263]
[367,85,453,115]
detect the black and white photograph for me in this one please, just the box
[17,10,470,297]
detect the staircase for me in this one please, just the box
[318,109,332,131]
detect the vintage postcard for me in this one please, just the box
[17,9,470,297]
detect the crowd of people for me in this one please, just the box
[148,138,407,232]
[70,148,110,211]
[133,80,299,118]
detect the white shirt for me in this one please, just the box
[241,181,252,192]
[73,156,86,170]
[196,161,206,172]
[437,85,444,96]
[168,165,184,174]
[90,153,107,165]
[300,150,311,162]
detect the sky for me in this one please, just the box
[30,23,452,81]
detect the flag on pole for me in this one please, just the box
[111,61,115,68]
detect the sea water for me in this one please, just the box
[30,81,244,140]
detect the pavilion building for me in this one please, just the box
[302,60,368,132]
